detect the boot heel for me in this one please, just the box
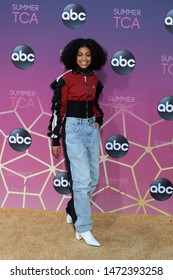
[75,231,100,246]
[66,214,73,224]
[76,231,82,240]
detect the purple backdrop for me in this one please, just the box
[0,0,173,215]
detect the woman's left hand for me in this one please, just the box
[94,122,100,129]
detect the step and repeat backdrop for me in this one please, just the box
[0,0,173,216]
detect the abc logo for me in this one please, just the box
[61,3,86,29]
[164,9,173,33]
[150,178,173,201]
[111,50,136,75]
[157,96,173,120]
[11,45,35,70]
[105,134,129,158]
[8,128,32,152]
[53,172,71,194]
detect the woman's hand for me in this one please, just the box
[52,145,61,158]
[94,122,100,129]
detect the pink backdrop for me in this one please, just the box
[0,0,173,216]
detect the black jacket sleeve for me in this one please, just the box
[94,80,104,127]
[47,78,66,146]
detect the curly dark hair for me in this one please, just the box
[60,38,107,70]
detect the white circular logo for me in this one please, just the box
[111,50,136,75]
[11,45,35,70]
[53,172,71,194]
[8,128,32,151]
[61,3,86,29]
[164,9,173,33]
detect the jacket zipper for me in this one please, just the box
[84,75,91,119]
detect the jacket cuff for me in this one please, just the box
[95,116,103,127]
[52,138,60,146]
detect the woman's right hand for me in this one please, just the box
[52,146,61,158]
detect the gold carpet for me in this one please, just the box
[0,208,172,260]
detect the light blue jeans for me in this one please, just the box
[65,116,100,232]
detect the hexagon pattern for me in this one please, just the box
[0,1,173,215]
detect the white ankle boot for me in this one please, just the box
[76,231,100,247]
[66,214,73,224]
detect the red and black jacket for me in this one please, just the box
[48,67,104,146]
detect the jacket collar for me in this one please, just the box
[72,66,93,75]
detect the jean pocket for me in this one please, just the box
[65,122,80,133]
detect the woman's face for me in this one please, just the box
[76,47,91,69]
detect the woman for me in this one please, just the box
[48,38,107,246]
